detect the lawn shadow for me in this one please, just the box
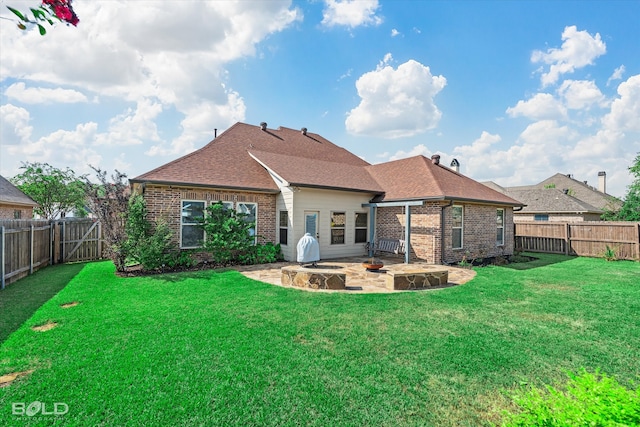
[0,263,86,343]
[499,253,577,271]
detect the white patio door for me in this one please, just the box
[304,211,319,241]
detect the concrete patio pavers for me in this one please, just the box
[235,256,476,293]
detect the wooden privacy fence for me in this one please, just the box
[515,221,640,261]
[0,218,103,289]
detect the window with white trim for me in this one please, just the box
[452,205,463,249]
[211,200,234,210]
[279,210,288,245]
[534,214,549,221]
[496,208,505,246]
[181,200,205,248]
[331,211,345,244]
[237,202,257,244]
[355,212,368,244]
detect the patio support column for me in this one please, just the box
[404,203,411,264]
[368,206,376,257]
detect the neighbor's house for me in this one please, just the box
[0,175,37,220]
[484,172,622,222]
[131,122,523,264]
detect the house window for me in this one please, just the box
[237,202,257,244]
[355,212,368,244]
[496,208,505,246]
[14,210,21,219]
[279,210,288,245]
[181,200,205,248]
[534,214,549,221]
[452,205,463,249]
[331,211,346,244]
[212,201,234,210]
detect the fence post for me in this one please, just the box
[1,226,5,290]
[564,223,570,256]
[636,222,640,261]
[30,224,34,274]
[49,221,54,266]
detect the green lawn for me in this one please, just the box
[0,254,638,426]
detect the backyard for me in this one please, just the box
[0,254,639,426]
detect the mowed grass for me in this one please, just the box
[0,254,639,426]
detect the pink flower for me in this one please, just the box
[42,0,79,26]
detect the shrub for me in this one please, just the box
[126,194,193,271]
[501,369,640,427]
[602,245,617,262]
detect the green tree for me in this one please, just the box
[602,154,640,221]
[11,162,87,219]
[200,202,255,264]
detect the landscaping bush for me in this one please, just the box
[126,194,194,271]
[199,202,282,265]
[501,369,640,426]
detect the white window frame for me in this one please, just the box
[279,210,289,246]
[330,211,346,245]
[452,205,464,249]
[211,200,234,210]
[237,202,257,245]
[496,208,505,246]
[354,212,368,244]
[180,200,206,249]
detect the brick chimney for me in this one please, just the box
[598,171,606,193]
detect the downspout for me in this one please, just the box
[440,200,454,265]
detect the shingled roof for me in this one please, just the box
[366,156,524,205]
[132,122,523,206]
[131,123,371,192]
[534,173,622,211]
[505,188,602,214]
[0,175,37,207]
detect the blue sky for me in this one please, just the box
[1,0,639,197]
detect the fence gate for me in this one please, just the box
[56,219,103,263]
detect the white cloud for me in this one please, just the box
[557,80,605,110]
[602,74,640,132]
[607,65,626,86]
[391,29,400,37]
[94,99,163,146]
[0,104,32,145]
[5,82,88,104]
[0,0,300,164]
[321,0,382,28]
[506,93,567,120]
[531,26,606,86]
[346,57,446,138]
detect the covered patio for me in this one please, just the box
[235,256,476,293]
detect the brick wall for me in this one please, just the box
[377,202,514,264]
[0,204,33,220]
[442,204,514,264]
[143,184,277,252]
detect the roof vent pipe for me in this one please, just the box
[431,154,441,165]
[214,128,217,138]
[301,127,307,135]
[450,158,460,173]
[260,122,267,131]
[598,171,606,193]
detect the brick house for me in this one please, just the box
[0,175,37,219]
[131,122,523,264]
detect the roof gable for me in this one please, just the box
[367,156,524,205]
[535,173,621,210]
[505,188,602,213]
[0,175,38,206]
[132,123,371,192]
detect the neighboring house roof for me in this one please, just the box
[366,156,523,205]
[534,173,622,211]
[132,122,524,207]
[504,188,602,214]
[132,123,371,192]
[0,175,38,207]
